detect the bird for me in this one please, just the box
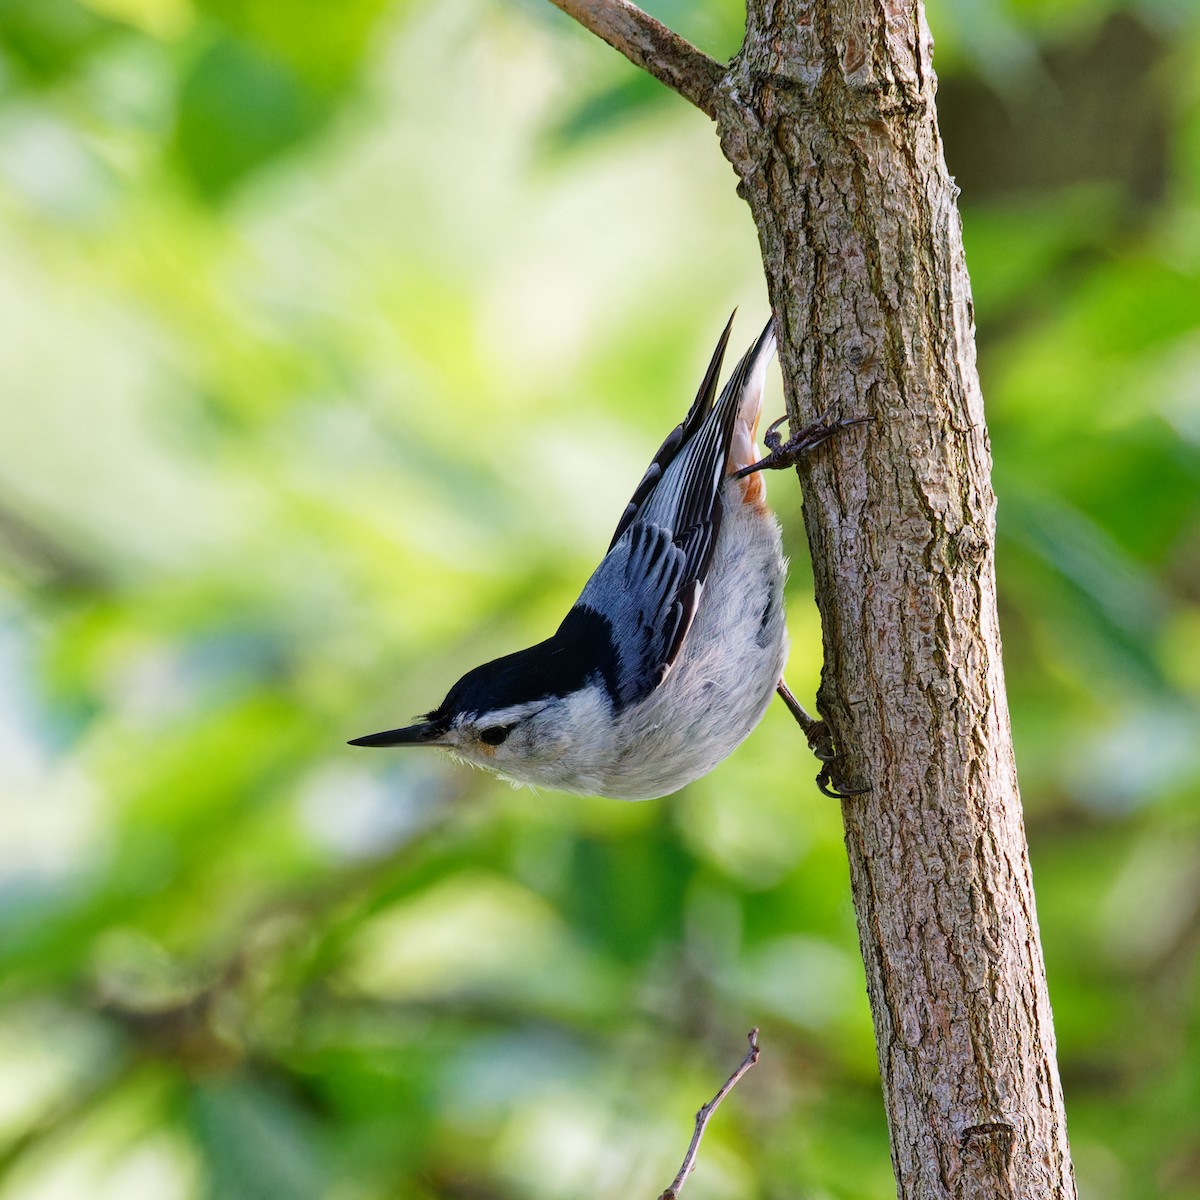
[349,314,865,799]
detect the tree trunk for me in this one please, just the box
[550,2,1077,1196]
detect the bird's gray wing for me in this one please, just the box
[607,314,734,551]
[574,521,696,707]
[573,317,775,708]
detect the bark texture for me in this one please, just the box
[549,1,1077,1197]
[715,6,1076,1195]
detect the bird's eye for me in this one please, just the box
[479,725,512,746]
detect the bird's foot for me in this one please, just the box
[734,411,874,478]
[812,741,870,801]
[776,683,869,800]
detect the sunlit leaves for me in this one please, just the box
[0,0,123,85]
[173,33,331,201]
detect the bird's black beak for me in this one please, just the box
[348,721,443,748]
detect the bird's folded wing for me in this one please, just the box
[574,319,772,708]
[606,314,734,551]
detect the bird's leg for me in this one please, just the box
[734,412,873,478]
[776,680,868,800]
[774,680,823,741]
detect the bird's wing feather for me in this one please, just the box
[574,522,701,707]
[574,316,776,708]
[607,314,734,551]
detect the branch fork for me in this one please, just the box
[547,0,725,118]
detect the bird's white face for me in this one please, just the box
[436,698,568,777]
[433,686,618,792]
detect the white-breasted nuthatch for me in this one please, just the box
[350,315,865,799]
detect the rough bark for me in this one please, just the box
[549,2,1077,1197]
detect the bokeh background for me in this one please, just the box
[1,0,1198,1196]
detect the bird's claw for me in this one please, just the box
[815,763,870,801]
[735,411,874,478]
[801,717,869,801]
[761,413,790,453]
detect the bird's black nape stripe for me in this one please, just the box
[433,605,621,720]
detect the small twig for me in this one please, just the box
[546,0,725,118]
[657,1029,760,1200]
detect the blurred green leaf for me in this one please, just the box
[196,0,394,91]
[189,1078,326,1200]
[0,0,122,84]
[173,34,331,201]
[545,70,670,153]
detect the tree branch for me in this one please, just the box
[657,1029,760,1200]
[547,0,724,119]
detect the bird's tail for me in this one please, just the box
[725,316,778,500]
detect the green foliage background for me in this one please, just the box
[1,1,1198,1196]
